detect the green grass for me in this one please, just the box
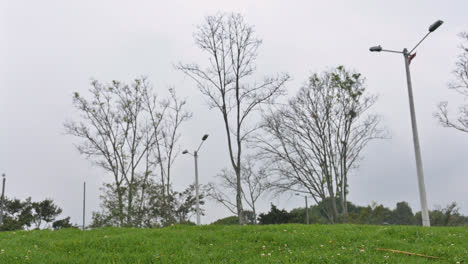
[0,224,466,263]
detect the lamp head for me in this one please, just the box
[202,134,209,141]
[182,150,189,154]
[428,20,443,32]
[369,45,382,52]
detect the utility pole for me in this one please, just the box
[296,193,309,224]
[0,174,5,226]
[194,151,200,225]
[83,181,86,230]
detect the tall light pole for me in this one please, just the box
[83,181,86,230]
[369,19,443,227]
[0,173,5,226]
[182,134,209,225]
[296,193,309,224]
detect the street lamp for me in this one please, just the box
[182,134,209,225]
[83,181,86,230]
[369,19,443,227]
[295,193,309,224]
[0,173,6,226]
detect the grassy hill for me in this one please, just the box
[0,224,466,263]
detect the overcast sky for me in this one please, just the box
[1,0,468,225]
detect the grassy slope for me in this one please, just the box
[0,224,466,263]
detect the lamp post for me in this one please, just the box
[182,134,209,225]
[83,181,86,230]
[0,173,5,226]
[296,193,309,224]
[369,19,443,227]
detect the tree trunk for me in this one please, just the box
[330,194,338,223]
[341,175,348,223]
[116,183,124,226]
[252,204,257,224]
[126,183,134,226]
[235,166,245,225]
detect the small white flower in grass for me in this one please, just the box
[1,249,5,254]
[262,245,266,250]
[384,255,389,259]
[320,245,324,248]
[34,245,38,249]
[268,252,271,256]
[209,243,213,246]
[104,235,108,239]
[261,253,265,257]
[360,249,365,252]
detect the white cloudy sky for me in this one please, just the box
[1,0,467,225]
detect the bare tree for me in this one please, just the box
[178,13,289,224]
[65,78,190,226]
[435,32,468,132]
[256,66,384,223]
[147,88,192,199]
[207,157,271,223]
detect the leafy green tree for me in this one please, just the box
[171,184,206,226]
[351,202,392,225]
[211,216,239,225]
[0,197,34,231]
[258,204,291,225]
[211,212,255,225]
[1,197,67,231]
[416,202,468,226]
[52,217,75,230]
[32,199,62,229]
[91,181,205,228]
[288,207,327,224]
[371,204,392,225]
[390,201,415,225]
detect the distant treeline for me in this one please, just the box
[212,201,468,226]
[0,197,74,231]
